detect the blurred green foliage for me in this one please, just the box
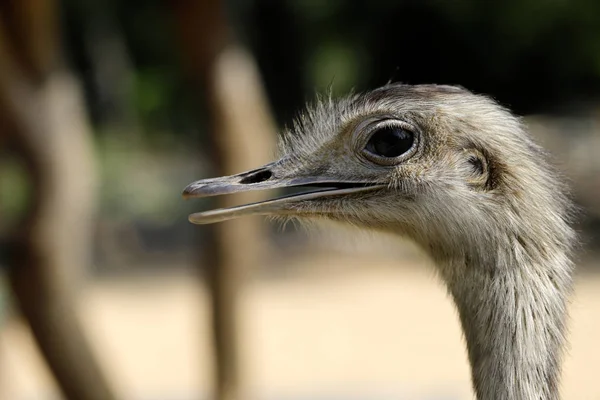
[94,133,202,223]
[61,0,600,136]
[0,157,30,227]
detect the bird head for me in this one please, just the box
[184,84,573,263]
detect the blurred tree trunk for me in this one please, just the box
[172,1,276,400]
[0,2,119,400]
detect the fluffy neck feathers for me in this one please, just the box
[440,236,573,400]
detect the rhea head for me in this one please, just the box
[183,84,573,269]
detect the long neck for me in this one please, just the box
[443,250,572,400]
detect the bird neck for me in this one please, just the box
[442,250,572,400]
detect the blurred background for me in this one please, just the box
[0,1,599,399]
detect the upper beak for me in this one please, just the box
[182,162,385,224]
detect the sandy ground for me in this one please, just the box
[1,254,599,400]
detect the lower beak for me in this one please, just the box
[182,164,385,224]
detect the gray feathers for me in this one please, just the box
[278,83,576,399]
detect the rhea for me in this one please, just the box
[183,84,575,400]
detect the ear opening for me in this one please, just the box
[468,153,485,175]
[464,148,496,190]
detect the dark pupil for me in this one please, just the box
[366,126,414,158]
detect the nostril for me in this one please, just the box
[239,170,272,184]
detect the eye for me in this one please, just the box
[365,125,414,158]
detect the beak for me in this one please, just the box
[182,162,385,224]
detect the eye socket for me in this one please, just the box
[364,125,415,159]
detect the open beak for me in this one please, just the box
[182,162,385,224]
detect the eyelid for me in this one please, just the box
[368,119,413,132]
[355,118,414,145]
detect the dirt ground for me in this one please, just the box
[1,254,599,400]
